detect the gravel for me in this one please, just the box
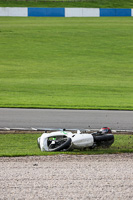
[0,154,133,200]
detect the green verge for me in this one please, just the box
[0,17,133,110]
[0,134,133,156]
[0,0,133,8]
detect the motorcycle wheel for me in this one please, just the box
[48,137,72,152]
[93,134,114,148]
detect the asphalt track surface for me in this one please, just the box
[0,108,133,130]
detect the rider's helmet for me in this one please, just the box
[99,127,112,134]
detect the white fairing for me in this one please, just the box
[40,133,49,151]
[38,131,94,151]
[39,131,70,151]
[72,134,94,149]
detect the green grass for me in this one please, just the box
[0,17,133,110]
[0,0,133,8]
[0,133,133,156]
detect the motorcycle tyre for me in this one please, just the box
[93,134,114,148]
[48,137,72,152]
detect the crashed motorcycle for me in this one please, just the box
[37,127,114,152]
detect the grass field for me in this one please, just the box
[0,17,133,110]
[1,0,133,8]
[0,133,133,156]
